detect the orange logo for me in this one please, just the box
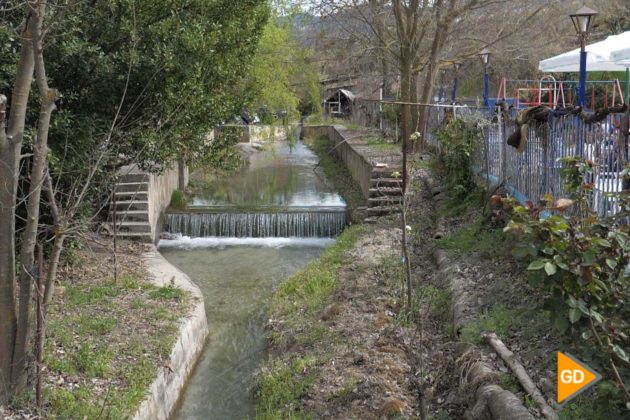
[557,352,601,404]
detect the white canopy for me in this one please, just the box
[539,31,630,73]
[611,46,630,67]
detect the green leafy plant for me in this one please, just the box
[169,189,187,210]
[503,156,630,405]
[432,114,487,199]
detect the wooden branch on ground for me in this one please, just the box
[483,332,558,420]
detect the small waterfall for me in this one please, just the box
[166,210,346,238]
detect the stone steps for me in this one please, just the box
[111,231,153,242]
[370,177,402,188]
[109,210,149,222]
[368,196,402,207]
[366,205,401,216]
[110,221,152,233]
[118,173,149,183]
[110,200,149,212]
[116,181,149,193]
[114,190,149,201]
[369,187,402,197]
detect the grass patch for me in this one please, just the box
[363,136,399,153]
[273,224,366,317]
[460,304,516,344]
[436,221,506,256]
[259,225,366,418]
[149,283,185,301]
[256,356,320,420]
[40,266,189,419]
[169,189,188,210]
[303,135,365,220]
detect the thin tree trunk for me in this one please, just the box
[12,1,57,392]
[35,245,45,409]
[416,25,448,152]
[43,232,66,306]
[0,13,35,403]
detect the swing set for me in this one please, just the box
[495,76,626,110]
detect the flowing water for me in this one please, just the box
[158,139,346,419]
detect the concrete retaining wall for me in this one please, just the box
[302,125,373,198]
[133,248,209,420]
[147,163,188,242]
[218,124,287,144]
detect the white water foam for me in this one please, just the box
[158,235,335,250]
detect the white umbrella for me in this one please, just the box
[539,31,630,73]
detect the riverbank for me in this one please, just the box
[257,222,431,418]
[258,124,628,418]
[1,239,194,419]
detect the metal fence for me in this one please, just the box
[425,105,629,217]
[349,98,628,216]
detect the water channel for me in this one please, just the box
[158,139,346,419]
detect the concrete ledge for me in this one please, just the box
[133,247,209,420]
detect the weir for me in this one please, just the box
[166,208,346,238]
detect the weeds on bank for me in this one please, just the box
[260,225,365,418]
[436,221,506,256]
[272,225,366,318]
[43,273,189,419]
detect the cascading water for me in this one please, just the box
[166,209,346,238]
[159,136,346,419]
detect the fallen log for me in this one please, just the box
[483,332,558,420]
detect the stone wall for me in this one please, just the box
[132,248,209,420]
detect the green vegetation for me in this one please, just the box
[245,17,321,122]
[303,135,365,220]
[43,271,189,419]
[362,136,400,153]
[257,356,321,420]
[272,225,366,318]
[503,157,630,407]
[169,189,188,211]
[436,221,506,256]
[431,115,488,200]
[461,304,516,345]
[258,225,366,418]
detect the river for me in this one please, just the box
[158,139,345,419]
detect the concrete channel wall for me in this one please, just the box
[147,164,188,242]
[133,248,209,420]
[218,124,287,144]
[302,125,373,198]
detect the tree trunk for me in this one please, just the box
[416,24,448,152]
[0,13,35,403]
[11,1,57,392]
[44,232,66,306]
[178,156,186,190]
[400,56,413,150]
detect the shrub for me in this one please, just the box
[432,114,488,199]
[169,189,187,210]
[503,156,630,405]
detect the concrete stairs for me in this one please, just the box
[107,172,153,242]
[365,168,403,222]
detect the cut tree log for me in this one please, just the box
[483,332,558,420]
